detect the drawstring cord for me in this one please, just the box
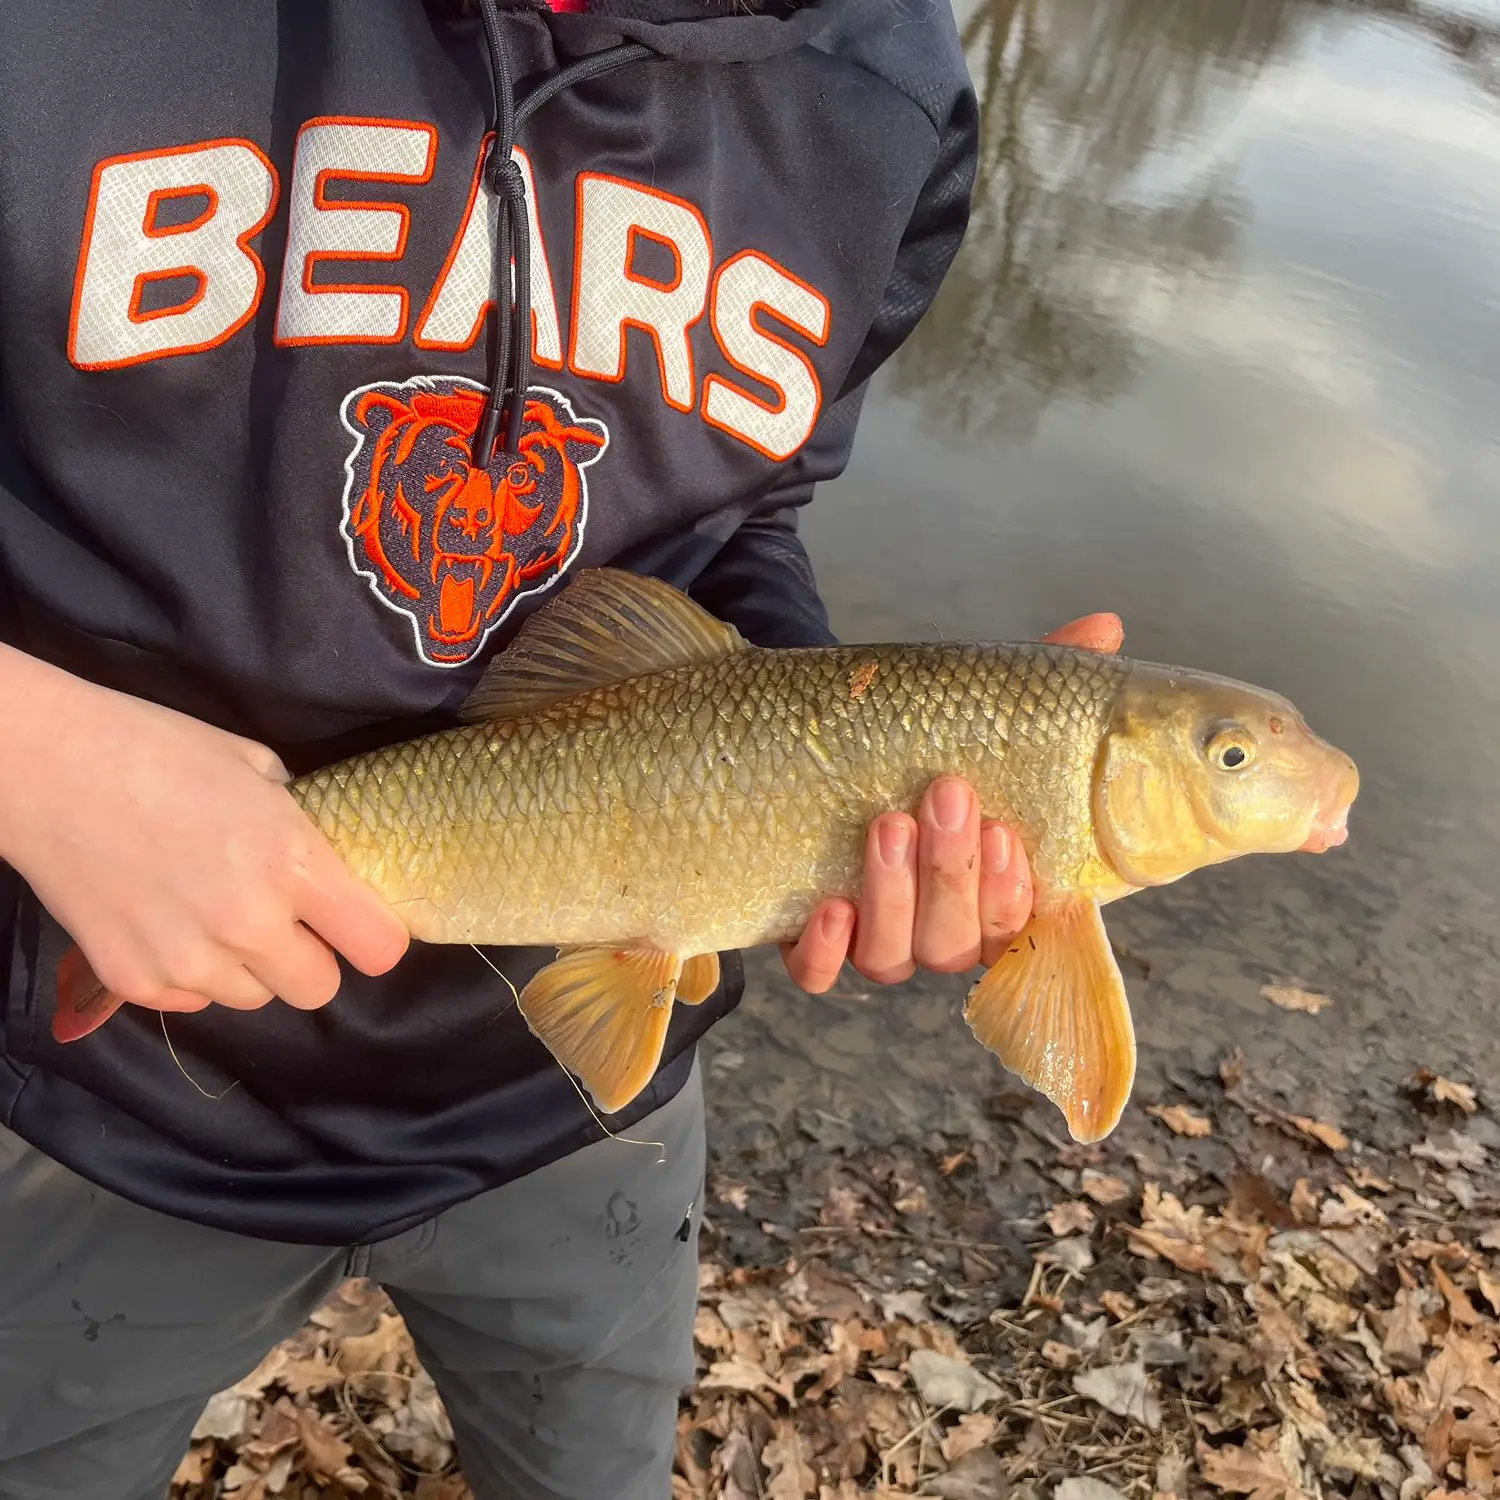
[474,0,650,462]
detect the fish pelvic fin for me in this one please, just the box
[52,943,126,1043]
[676,953,720,1006]
[963,896,1137,1145]
[458,568,748,724]
[518,945,683,1115]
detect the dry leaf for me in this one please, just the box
[703,1357,793,1402]
[1042,1339,1080,1368]
[1056,1480,1129,1500]
[1148,1103,1213,1138]
[1433,1077,1480,1114]
[172,1444,216,1488]
[764,1422,817,1499]
[292,1410,353,1479]
[1287,1115,1349,1152]
[1048,1201,1097,1236]
[1101,1291,1137,1320]
[1197,1435,1307,1499]
[1073,1361,1162,1430]
[1081,1171,1131,1205]
[940,1412,999,1464]
[1383,1288,1431,1369]
[906,1349,1003,1412]
[1261,983,1331,1015]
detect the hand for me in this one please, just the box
[0,646,410,1024]
[780,612,1124,994]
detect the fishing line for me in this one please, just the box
[388,897,664,1160]
[159,1009,239,1101]
[465,940,667,1163]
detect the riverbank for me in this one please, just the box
[168,958,1499,1500]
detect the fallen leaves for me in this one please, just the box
[1260,983,1332,1015]
[170,1052,1500,1500]
[1148,1103,1213,1138]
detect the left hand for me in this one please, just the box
[780,612,1123,994]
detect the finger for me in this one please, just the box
[1043,613,1124,653]
[293,839,411,977]
[171,961,277,1013]
[850,812,919,984]
[979,823,1034,968]
[247,923,344,1012]
[134,989,218,1016]
[781,900,855,994]
[911,777,982,973]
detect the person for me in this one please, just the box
[0,1,1118,1496]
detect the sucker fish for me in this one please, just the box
[53,568,1360,1143]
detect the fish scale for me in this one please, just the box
[289,641,1132,956]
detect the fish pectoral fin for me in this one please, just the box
[52,943,125,1044]
[676,953,720,1006]
[518,946,683,1115]
[962,896,1136,1145]
[458,569,748,724]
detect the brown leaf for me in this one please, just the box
[1347,1164,1394,1192]
[703,1357,793,1402]
[1287,1115,1349,1152]
[1434,1263,1485,1328]
[172,1444,216,1488]
[1081,1171,1131,1206]
[337,1312,412,1376]
[1477,1267,1500,1315]
[1384,1287,1431,1369]
[1148,1103,1213,1138]
[1101,1290,1137,1320]
[1042,1339,1080,1368]
[939,1150,970,1177]
[940,1412,999,1464]
[1127,1225,1213,1275]
[763,1422,817,1499]
[293,1410,354,1480]
[1197,1435,1308,1500]
[1047,1201,1097,1236]
[1261,983,1331,1014]
[1433,1078,1480,1114]
[1289,1179,1320,1225]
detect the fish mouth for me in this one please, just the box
[1298,754,1359,854]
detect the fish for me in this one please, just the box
[51,567,1359,1143]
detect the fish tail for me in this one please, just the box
[52,943,126,1043]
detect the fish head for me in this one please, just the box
[1091,663,1360,889]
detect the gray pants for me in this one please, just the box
[0,1064,704,1500]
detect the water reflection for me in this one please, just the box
[897,0,1298,437]
[703,0,1500,1147]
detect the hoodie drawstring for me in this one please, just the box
[474,0,651,463]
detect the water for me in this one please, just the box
[704,0,1500,1151]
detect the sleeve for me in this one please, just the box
[686,78,981,650]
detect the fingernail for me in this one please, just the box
[982,824,1012,876]
[821,904,851,941]
[877,819,910,868]
[931,778,971,834]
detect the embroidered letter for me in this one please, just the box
[703,251,829,461]
[68,139,278,370]
[275,117,437,346]
[568,175,711,413]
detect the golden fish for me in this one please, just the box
[53,569,1359,1142]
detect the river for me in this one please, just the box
[703,0,1500,1155]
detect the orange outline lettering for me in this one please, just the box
[67,138,280,372]
[275,115,438,349]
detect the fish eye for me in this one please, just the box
[1205,724,1256,772]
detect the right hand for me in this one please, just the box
[0,646,409,1023]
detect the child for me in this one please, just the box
[0,1,1113,1494]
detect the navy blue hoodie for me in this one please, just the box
[0,0,977,1244]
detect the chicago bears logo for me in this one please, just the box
[339,376,609,667]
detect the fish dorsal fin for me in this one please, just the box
[458,568,748,724]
